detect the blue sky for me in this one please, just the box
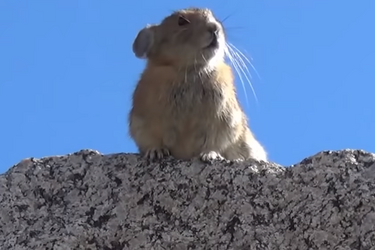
[1,0,374,173]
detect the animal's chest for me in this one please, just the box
[166,79,224,113]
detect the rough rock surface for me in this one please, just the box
[1,149,375,250]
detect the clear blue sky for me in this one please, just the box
[1,0,374,173]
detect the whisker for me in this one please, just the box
[228,43,252,80]
[194,55,200,80]
[228,42,261,80]
[224,26,247,31]
[229,43,261,81]
[226,42,259,105]
[220,7,241,24]
[225,43,250,106]
[231,47,259,104]
[220,10,236,24]
[201,53,208,64]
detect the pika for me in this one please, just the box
[129,7,267,162]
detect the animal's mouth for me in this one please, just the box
[205,33,219,49]
[207,37,218,48]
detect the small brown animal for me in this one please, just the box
[129,7,267,162]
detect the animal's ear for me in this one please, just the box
[132,25,155,59]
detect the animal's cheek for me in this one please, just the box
[199,31,213,48]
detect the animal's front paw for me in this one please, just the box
[230,158,244,163]
[200,151,224,162]
[144,147,170,160]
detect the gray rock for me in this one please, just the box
[0,149,375,250]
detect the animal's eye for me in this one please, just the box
[178,16,190,26]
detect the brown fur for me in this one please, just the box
[129,7,267,162]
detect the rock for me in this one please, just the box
[0,149,375,250]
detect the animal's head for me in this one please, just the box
[132,8,226,68]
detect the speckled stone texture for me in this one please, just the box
[1,149,375,250]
